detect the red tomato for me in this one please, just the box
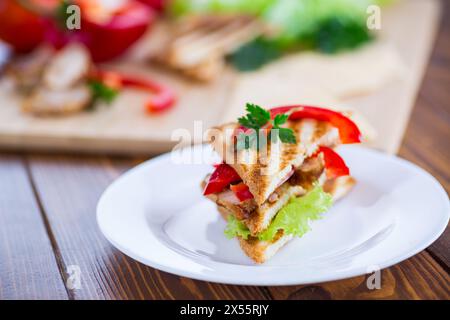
[203,164,242,195]
[78,0,155,62]
[0,0,47,53]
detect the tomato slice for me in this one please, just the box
[316,146,349,179]
[203,164,242,195]
[270,105,361,144]
[230,182,254,201]
[0,1,47,53]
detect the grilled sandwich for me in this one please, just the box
[202,103,362,263]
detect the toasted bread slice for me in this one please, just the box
[203,154,326,235]
[208,119,339,205]
[218,175,355,263]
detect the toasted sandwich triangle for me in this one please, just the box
[208,119,340,205]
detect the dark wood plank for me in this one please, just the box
[268,252,449,300]
[26,155,271,299]
[399,0,450,268]
[27,154,449,300]
[0,154,68,299]
[19,1,450,300]
[270,2,450,300]
[268,1,450,300]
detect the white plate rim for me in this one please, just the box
[97,145,449,286]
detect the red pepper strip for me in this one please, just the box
[92,70,176,113]
[230,182,254,201]
[315,146,349,179]
[203,164,242,195]
[270,105,361,144]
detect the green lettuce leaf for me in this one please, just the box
[169,0,275,17]
[227,37,282,71]
[224,214,251,240]
[169,0,393,69]
[258,185,333,241]
[223,185,333,241]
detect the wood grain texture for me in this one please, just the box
[26,155,271,300]
[0,155,68,300]
[0,0,448,301]
[268,252,449,300]
[399,0,450,269]
[25,152,450,300]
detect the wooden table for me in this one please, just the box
[1,8,449,301]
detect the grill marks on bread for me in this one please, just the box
[209,119,339,205]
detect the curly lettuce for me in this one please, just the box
[258,185,333,241]
[169,0,392,69]
[223,185,333,241]
[169,0,275,17]
[224,214,251,240]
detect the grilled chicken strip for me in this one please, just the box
[43,44,91,90]
[23,84,92,116]
[154,15,265,81]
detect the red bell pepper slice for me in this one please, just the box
[270,105,361,144]
[316,146,349,179]
[136,0,166,12]
[203,164,242,195]
[91,70,176,113]
[230,182,254,201]
[119,73,176,113]
[77,0,155,62]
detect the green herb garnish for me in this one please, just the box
[224,185,333,241]
[224,215,251,240]
[227,37,282,71]
[54,0,73,30]
[88,80,119,105]
[171,0,383,71]
[237,103,296,150]
[301,15,373,54]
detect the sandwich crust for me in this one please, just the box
[208,119,340,205]
[216,175,355,263]
[202,152,327,235]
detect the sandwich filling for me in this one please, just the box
[202,103,361,262]
[225,184,333,242]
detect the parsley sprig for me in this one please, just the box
[88,80,119,105]
[236,103,296,150]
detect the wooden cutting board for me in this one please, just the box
[0,0,441,155]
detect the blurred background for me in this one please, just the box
[0,0,442,155]
[0,0,449,300]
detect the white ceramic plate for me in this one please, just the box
[97,145,449,285]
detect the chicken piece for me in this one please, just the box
[43,43,91,90]
[155,15,265,81]
[22,84,92,116]
[4,46,54,93]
